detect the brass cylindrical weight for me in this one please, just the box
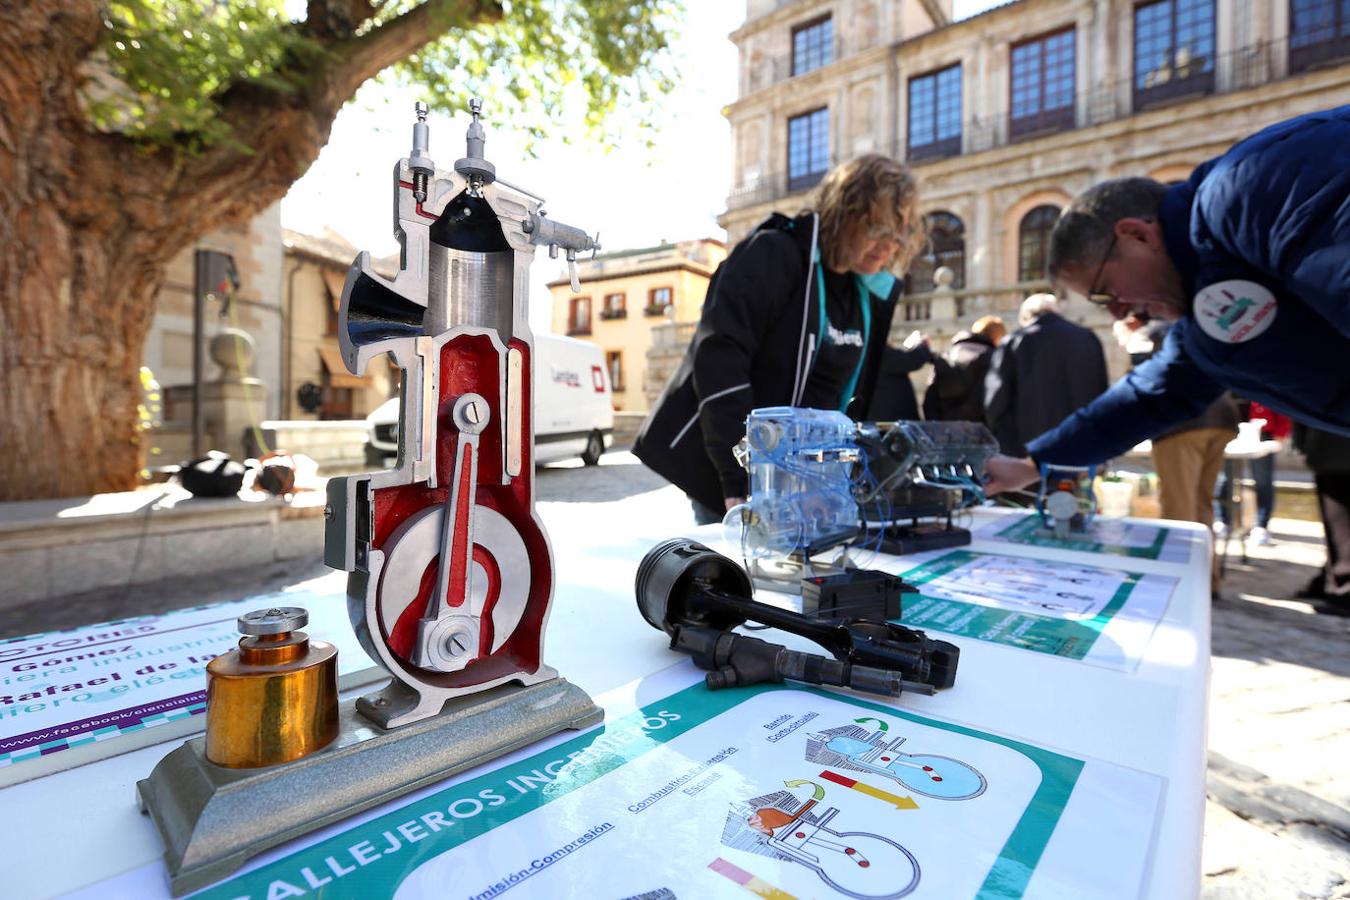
[204,607,339,768]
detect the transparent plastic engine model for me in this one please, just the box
[725,407,862,557]
[724,409,999,559]
[856,420,998,513]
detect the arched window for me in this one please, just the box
[1018,205,1060,282]
[905,212,966,294]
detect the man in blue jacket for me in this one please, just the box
[985,105,1350,496]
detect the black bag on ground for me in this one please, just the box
[178,451,246,498]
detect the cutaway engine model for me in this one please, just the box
[324,98,600,727]
[138,101,604,896]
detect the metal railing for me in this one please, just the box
[643,285,1053,349]
[888,281,1053,331]
[651,321,697,349]
[728,34,1346,212]
[640,284,1126,405]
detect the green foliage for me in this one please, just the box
[398,0,680,150]
[83,0,680,155]
[87,1,307,150]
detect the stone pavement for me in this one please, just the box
[2,453,1347,895]
[1204,517,1350,898]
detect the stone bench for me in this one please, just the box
[0,486,327,608]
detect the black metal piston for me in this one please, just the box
[635,538,960,697]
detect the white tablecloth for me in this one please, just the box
[1,506,1211,900]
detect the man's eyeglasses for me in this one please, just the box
[1086,233,1118,307]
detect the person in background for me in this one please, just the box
[982,107,1350,502]
[870,329,934,421]
[983,294,1109,458]
[1128,317,1240,533]
[1293,426,1350,612]
[1113,313,1238,585]
[634,155,927,525]
[1214,401,1290,546]
[1112,311,1158,364]
[922,315,1006,422]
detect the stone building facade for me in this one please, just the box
[547,239,727,411]
[280,228,396,421]
[722,0,1350,378]
[140,215,401,465]
[140,205,287,463]
[142,203,285,419]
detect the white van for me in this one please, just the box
[366,333,613,468]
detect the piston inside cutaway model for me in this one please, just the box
[426,192,514,339]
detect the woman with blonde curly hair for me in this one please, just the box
[635,154,931,524]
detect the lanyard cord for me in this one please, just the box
[815,264,872,413]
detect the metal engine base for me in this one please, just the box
[137,677,602,897]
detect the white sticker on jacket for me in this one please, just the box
[1194,280,1278,344]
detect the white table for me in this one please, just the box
[1,505,1211,900]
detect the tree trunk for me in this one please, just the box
[0,0,498,500]
[0,1,159,501]
[0,207,166,501]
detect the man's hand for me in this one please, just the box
[724,496,746,511]
[982,455,1039,495]
[902,330,930,351]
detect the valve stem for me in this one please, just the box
[408,101,435,203]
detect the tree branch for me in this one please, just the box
[0,0,105,153]
[304,0,379,41]
[308,0,503,115]
[68,0,502,265]
[147,0,502,249]
[0,1,126,224]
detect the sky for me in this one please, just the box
[280,0,1000,334]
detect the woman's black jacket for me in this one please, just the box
[633,212,906,512]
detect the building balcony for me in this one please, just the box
[727,154,843,211]
[906,135,962,164]
[1007,104,1077,142]
[889,281,1053,330]
[1133,61,1216,112]
[599,308,628,320]
[1288,30,1350,75]
[566,325,592,337]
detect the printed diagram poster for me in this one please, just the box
[0,591,378,783]
[977,513,1192,562]
[90,665,1162,900]
[897,551,1177,670]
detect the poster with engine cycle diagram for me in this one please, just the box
[975,513,1194,562]
[86,662,1162,900]
[894,550,1178,671]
